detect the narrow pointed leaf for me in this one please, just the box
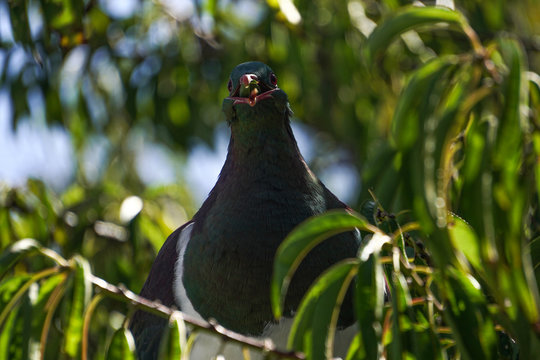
[0,302,19,360]
[158,313,187,360]
[271,210,369,319]
[391,56,457,150]
[355,250,385,360]
[364,6,466,63]
[0,275,32,322]
[0,239,40,279]
[30,274,66,359]
[288,259,359,360]
[345,334,362,360]
[106,328,136,360]
[64,256,92,357]
[410,311,444,360]
[387,272,412,360]
[442,269,497,360]
[447,214,482,270]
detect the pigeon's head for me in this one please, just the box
[222,61,290,123]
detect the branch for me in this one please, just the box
[88,274,306,359]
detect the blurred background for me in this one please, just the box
[0,0,539,340]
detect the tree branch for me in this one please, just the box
[88,274,306,359]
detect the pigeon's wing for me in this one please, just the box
[129,221,193,360]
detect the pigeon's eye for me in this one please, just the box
[270,73,277,87]
[227,79,233,93]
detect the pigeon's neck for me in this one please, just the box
[225,119,314,184]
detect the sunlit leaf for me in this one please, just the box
[64,256,92,357]
[158,313,187,360]
[106,328,136,360]
[345,334,362,360]
[0,301,20,360]
[30,273,67,359]
[447,214,482,270]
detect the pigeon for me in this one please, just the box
[130,61,361,359]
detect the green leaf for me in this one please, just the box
[158,313,187,359]
[528,236,540,291]
[0,239,41,279]
[0,275,31,316]
[410,311,445,360]
[64,256,92,357]
[442,269,497,360]
[0,267,63,329]
[345,334,362,360]
[494,36,527,240]
[387,272,412,360]
[106,328,136,360]
[364,6,466,64]
[0,275,33,360]
[534,133,540,207]
[271,210,370,319]
[3,293,33,360]
[25,273,67,360]
[391,56,457,150]
[288,259,359,360]
[0,301,20,360]
[354,251,385,360]
[447,214,482,270]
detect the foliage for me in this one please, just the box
[1,0,540,359]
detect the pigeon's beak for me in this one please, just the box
[227,74,279,107]
[238,74,260,104]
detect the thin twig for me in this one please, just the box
[87,274,305,359]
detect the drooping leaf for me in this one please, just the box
[447,214,482,270]
[387,272,412,360]
[354,251,385,360]
[410,311,445,360]
[528,236,540,291]
[0,275,32,318]
[106,328,136,360]
[158,313,187,360]
[29,273,67,359]
[442,269,497,360]
[288,259,359,360]
[0,267,63,329]
[391,56,457,150]
[0,300,20,360]
[271,210,370,319]
[0,239,41,279]
[64,256,92,357]
[345,334,362,360]
[364,6,467,64]
[495,36,527,241]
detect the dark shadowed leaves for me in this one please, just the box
[288,259,359,360]
[271,210,371,319]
